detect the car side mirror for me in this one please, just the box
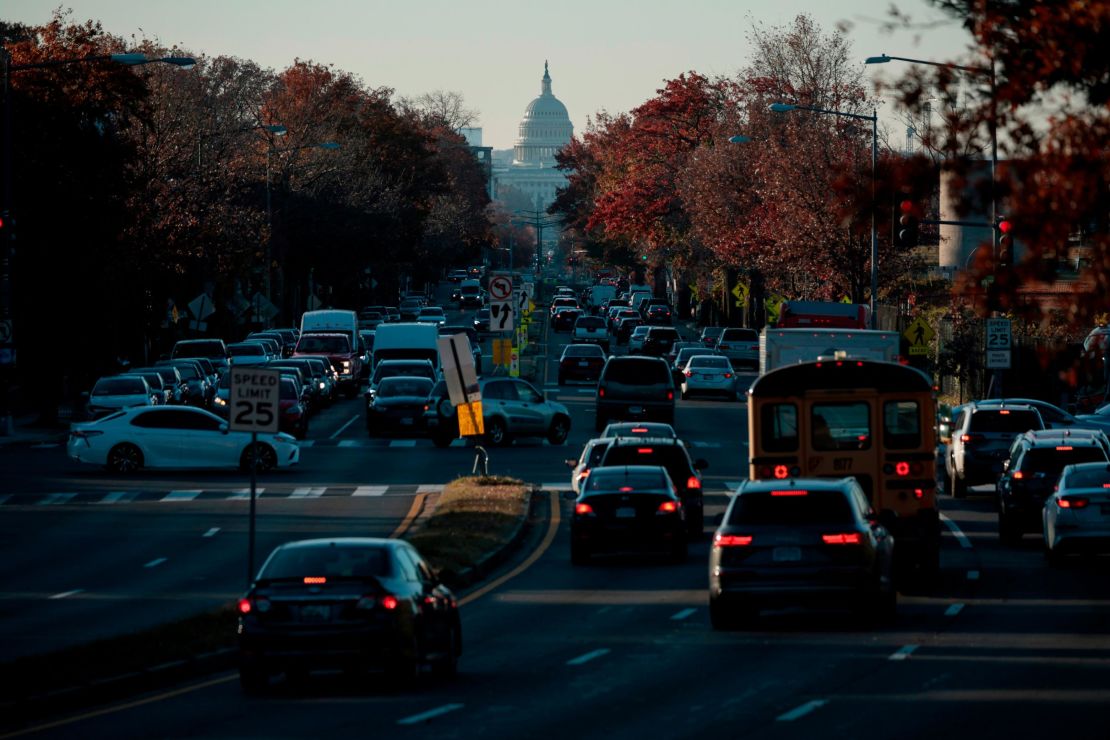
[561,490,578,501]
[694,458,709,470]
[220,423,229,435]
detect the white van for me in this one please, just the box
[372,322,441,376]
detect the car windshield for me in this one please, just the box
[167,363,200,380]
[374,364,432,383]
[604,423,675,437]
[604,444,688,472]
[93,378,145,395]
[1024,447,1107,474]
[260,544,391,579]
[729,490,854,525]
[173,341,226,359]
[586,468,669,492]
[297,335,351,354]
[1064,466,1110,488]
[721,329,758,342]
[279,379,299,401]
[377,377,434,397]
[604,360,670,385]
[563,345,604,358]
[689,356,731,369]
[676,349,705,364]
[576,317,605,329]
[419,308,444,316]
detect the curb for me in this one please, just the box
[442,485,540,591]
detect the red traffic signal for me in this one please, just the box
[997,218,1014,267]
[896,200,919,249]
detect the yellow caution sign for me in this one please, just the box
[765,294,786,324]
[731,281,749,308]
[904,316,935,356]
[457,400,485,437]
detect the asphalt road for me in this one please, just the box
[3,290,1108,738]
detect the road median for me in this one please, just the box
[0,476,538,730]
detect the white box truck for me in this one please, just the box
[760,328,900,375]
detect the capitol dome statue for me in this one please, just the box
[513,61,574,167]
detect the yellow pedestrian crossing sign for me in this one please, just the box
[904,317,934,356]
[731,282,749,308]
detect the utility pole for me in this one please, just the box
[513,209,561,276]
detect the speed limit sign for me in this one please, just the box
[229,367,281,433]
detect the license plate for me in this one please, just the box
[299,605,330,621]
[579,361,589,367]
[615,507,636,519]
[628,406,643,415]
[773,547,802,563]
[400,418,413,426]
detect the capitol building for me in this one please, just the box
[493,62,573,212]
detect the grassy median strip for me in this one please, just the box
[1,476,533,714]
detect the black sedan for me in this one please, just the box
[558,344,606,384]
[237,537,460,692]
[709,478,896,629]
[552,307,583,332]
[366,376,435,436]
[473,307,491,334]
[568,465,687,565]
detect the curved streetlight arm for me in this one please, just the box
[865,53,989,77]
[9,53,196,73]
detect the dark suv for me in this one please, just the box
[597,437,708,534]
[948,402,1045,498]
[596,356,675,431]
[996,429,1110,544]
[642,327,681,357]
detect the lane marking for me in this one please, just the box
[461,490,560,607]
[967,570,980,581]
[39,493,76,506]
[889,644,919,661]
[161,490,200,502]
[144,558,168,569]
[203,527,220,538]
[290,487,326,498]
[353,485,388,497]
[566,648,610,666]
[391,440,417,448]
[330,415,359,439]
[338,440,359,448]
[945,603,965,617]
[940,514,972,549]
[777,699,827,722]
[540,482,569,492]
[416,484,444,494]
[229,488,256,500]
[671,608,697,621]
[396,703,465,726]
[389,493,427,539]
[48,589,83,600]
[98,491,136,504]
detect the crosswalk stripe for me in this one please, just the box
[353,485,388,497]
[229,488,255,500]
[161,490,200,502]
[98,491,137,504]
[290,487,326,498]
[338,440,359,448]
[416,484,444,494]
[390,440,417,448]
[39,493,76,505]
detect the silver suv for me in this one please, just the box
[426,377,572,448]
[948,402,1045,498]
[715,328,759,370]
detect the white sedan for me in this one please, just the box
[1043,461,1110,564]
[67,406,300,473]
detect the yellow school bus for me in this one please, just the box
[747,358,940,576]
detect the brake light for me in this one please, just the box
[238,598,252,614]
[961,434,982,443]
[619,486,634,492]
[667,390,674,401]
[684,370,693,377]
[1012,471,1024,480]
[714,534,753,547]
[380,595,399,610]
[575,502,595,515]
[771,490,808,497]
[638,448,654,454]
[631,427,648,433]
[895,461,910,476]
[657,501,679,513]
[1058,497,1089,509]
[913,488,924,499]
[598,387,606,398]
[1056,446,1073,451]
[773,465,789,479]
[822,533,862,545]
[724,373,733,379]
[686,476,701,490]
[303,576,326,585]
[998,409,1010,415]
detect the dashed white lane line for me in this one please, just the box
[290,487,326,498]
[338,440,359,448]
[330,415,360,439]
[39,493,76,505]
[98,491,137,504]
[390,440,417,448]
[777,699,828,722]
[161,490,200,502]
[144,558,168,569]
[48,589,83,600]
[889,644,920,661]
[353,486,388,497]
[566,648,610,666]
[940,514,972,549]
[945,603,965,617]
[203,527,220,538]
[416,484,445,494]
[967,570,980,581]
[396,703,465,726]
[671,608,697,621]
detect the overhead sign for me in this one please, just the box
[229,367,282,434]
[489,275,512,301]
[903,317,935,356]
[437,334,480,408]
[985,317,1012,369]
[490,301,514,332]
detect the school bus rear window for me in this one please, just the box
[760,403,798,452]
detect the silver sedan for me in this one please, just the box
[680,355,737,400]
[1043,461,1110,564]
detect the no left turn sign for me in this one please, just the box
[489,275,512,301]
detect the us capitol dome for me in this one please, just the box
[495,61,573,212]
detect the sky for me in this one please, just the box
[6,0,975,150]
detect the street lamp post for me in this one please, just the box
[770,102,879,330]
[0,48,195,435]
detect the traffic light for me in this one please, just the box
[997,218,1013,268]
[896,200,919,249]
[641,254,648,262]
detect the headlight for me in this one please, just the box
[319,381,326,390]
[214,396,227,406]
[341,361,351,370]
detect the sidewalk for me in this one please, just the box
[0,414,71,448]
